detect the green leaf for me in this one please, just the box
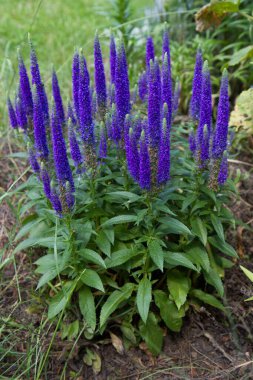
[240,266,253,283]
[79,286,96,331]
[100,283,134,328]
[208,236,238,258]
[105,248,139,268]
[154,290,184,332]
[155,203,176,216]
[101,215,137,228]
[81,270,104,292]
[185,245,210,272]
[48,282,74,319]
[164,252,198,271]
[148,240,164,272]
[139,312,163,356]
[15,218,45,241]
[204,269,224,297]
[190,289,225,311]
[229,45,253,66]
[158,217,192,235]
[95,230,111,257]
[167,269,191,309]
[191,217,207,246]
[182,193,197,212]
[13,237,65,254]
[136,278,152,324]
[210,214,225,242]
[79,248,106,268]
[106,191,140,202]
[103,227,114,245]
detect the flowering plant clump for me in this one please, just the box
[10,28,237,354]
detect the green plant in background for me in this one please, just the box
[240,266,253,301]
[229,88,253,149]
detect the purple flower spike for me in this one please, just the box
[218,154,228,185]
[172,78,180,119]
[162,52,172,128]
[27,143,40,174]
[15,95,27,130]
[92,91,97,118]
[37,82,50,126]
[7,98,18,129]
[29,40,42,86]
[109,84,115,106]
[18,50,33,119]
[139,131,151,190]
[146,36,155,69]
[41,163,51,199]
[110,34,117,84]
[33,87,49,159]
[126,127,139,182]
[50,186,62,216]
[115,42,131,138]
[111,103,121,143]
[162,26,171,66]
[148,60,161,147]
[65,182,75,210]
[94,34,107,112]
[190,48,203,122]
[51,106,74,191]
[72,51,80,121]
[200,124,210,164]
[196,61,212,163]
[79,55,94,143]
[138,71,148,102]
[212,69,229,159]
[67,103,77,126]
[98,122,107,159]
[68,119,82,168]
[52,70,65,125]
[157,118,170,185]
[189,132,196,154]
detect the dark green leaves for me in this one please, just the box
[158,217,192,236]
[164,252,198,271]
[191,217,207,246]
[101,215,137,228]
[190,289,225,312]
[95,230,111,257]
[148,240,164,271]
[81,270,104,292]
[210,214,225,242]
[100,283,134,328]
[154,291,185,332]
[48,282,75,319]
[167,269,191,309]
[79,286,96,331]
[208,236,238,258]
[136,278,152,323]
[105,248,139,268]
[79,248,106,268]
[139,312,163,356]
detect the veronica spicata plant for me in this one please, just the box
[9,28,237,355]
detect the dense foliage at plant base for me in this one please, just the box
[9,28,238,355]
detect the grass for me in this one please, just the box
[0,0,153,134]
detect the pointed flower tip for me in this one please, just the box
[162,117,167,130]
[222,68,228,77]
[203,60,209,71]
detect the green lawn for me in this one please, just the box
[0,0,153,131]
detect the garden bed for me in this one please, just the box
[1,141,252,380]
